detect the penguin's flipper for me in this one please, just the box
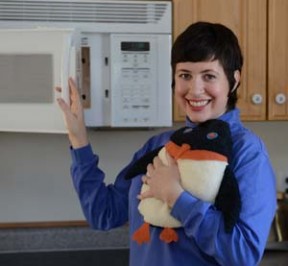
[215,166,241,233]
[124,146,163,180]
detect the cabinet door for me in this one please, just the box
[268,0,288,120]
[173,0,267,121]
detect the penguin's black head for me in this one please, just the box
[170,119,233,162]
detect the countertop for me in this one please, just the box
[0,225,129,253]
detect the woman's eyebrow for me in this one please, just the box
[201,69,219,75]
[175,69,191,73]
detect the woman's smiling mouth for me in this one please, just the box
[188,99,211,107]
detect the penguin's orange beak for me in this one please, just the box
[165,141,227,162]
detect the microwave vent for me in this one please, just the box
[0,0,169,25]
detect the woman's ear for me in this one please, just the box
[231,70,241,93]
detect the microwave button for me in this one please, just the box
[122,97,129,103]
[142,98,150,103]
[143,54,149,63]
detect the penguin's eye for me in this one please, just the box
[207,132,218,140]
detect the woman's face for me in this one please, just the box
[174,60,234,123]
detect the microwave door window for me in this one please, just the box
[0,54,53,104]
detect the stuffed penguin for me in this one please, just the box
[125,119,241,244]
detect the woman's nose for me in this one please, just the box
[187,78,204,95]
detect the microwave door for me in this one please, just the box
[0,28,78,133]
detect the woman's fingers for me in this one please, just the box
[142,174,152,185]
[137,188,153,200]
[68,78,84,118]
[142,175,148,184]
[56,97,69,114]
[69,78,81,103]
[153,156,163,168]
[165,152,176,166]
[146,163,154,177]
[55,78,88,148]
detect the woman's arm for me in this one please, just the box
[56,78,131,229]
[70,144,132,230]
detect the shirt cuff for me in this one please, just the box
[70,144,97,165]
[171,191,198,222]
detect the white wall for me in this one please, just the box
[0,121,287,223]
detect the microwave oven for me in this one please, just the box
[0,0,172,133]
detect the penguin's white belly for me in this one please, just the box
[178,159,227,203]
[138,147,227,228]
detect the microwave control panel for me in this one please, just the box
[110,35,158,127]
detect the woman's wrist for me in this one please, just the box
[69,135,89,149]
[166,187,184,208]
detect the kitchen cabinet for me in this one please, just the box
[268,0,288,120]
[172,0,288,121]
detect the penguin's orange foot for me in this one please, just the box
[132,222,150,245]
[159,227,179,243]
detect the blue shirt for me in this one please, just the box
[70,108,276,266]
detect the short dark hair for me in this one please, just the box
[171,21,243,110]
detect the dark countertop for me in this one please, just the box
[0,225,129,253]
[0,225,287,266]
[0,225,287,253]
[266,241,288,251]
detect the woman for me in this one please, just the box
[56,22,276,265]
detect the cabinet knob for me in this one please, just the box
[275,93,287,105]
[251,93,263,105]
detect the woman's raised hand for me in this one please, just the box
[56,78,88,148]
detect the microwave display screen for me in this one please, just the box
[121,42,150,52]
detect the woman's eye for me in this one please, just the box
[204,74,216,81]
[179,73,191,80]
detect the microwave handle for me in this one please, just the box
[60,34,75,106]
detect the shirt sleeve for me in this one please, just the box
[70,144,132,230]
[170,134,277,266]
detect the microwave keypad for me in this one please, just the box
[118,51,154,124]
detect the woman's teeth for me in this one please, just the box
[188,100,209,107]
